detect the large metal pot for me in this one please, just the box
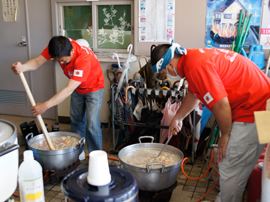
[26,131,85,170]
[118,136,184,191]
[0,119,20,202]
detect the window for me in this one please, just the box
[96,4,131,49]
[62,4,93,48]
[57,0,133,53]
[224,14,232,19]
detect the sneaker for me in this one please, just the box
[79,151,85,160]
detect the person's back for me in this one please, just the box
[41,38,105,94]
[150,43,269,202]
[180,48,270,122]
[67,40,104,94]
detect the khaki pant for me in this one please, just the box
[215,122,265,202]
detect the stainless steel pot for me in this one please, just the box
[118,136,184,191]
[0,119,20,202]
[26,131,85,170]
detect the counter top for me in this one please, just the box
[97,54,137,63]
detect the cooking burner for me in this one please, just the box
[139,181,177,202]
[43,159,80,185]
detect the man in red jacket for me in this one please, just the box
[151,42,270,202]
[11,36,105,154]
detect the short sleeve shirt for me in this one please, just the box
[178,48,270,122]
[41,38,104,94]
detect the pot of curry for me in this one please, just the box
[118,136,184,191]
[25,132,85,170]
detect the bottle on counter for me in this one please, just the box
[18,150,45,202]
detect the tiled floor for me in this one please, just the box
[1,114,248,202]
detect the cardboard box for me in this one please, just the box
[254,110,270,144]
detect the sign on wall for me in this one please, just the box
[1,0,19,22]
[260,0,270,49]
[139,0,175,42]
[205,0,262,49]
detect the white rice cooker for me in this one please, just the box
[0,119,20,202]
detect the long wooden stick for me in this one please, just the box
[19,72,55,150]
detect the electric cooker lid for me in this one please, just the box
[62,165,138,202]
[0,119,16,145]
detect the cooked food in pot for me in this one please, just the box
[31,136,79,150]
[121,149,181,168]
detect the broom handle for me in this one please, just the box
[239,14,253,50]
[235,10,243,52]
[236,12,248,53]
[19,72,55,150]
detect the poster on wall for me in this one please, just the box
[205,0,262,49]
[139,0,175,42]
[260,0,270,49]
[1,0,19,22]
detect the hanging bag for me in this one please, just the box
[160,97,181,143]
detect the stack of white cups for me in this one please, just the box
[87,150,111,186]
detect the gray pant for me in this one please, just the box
[215,122,265,202]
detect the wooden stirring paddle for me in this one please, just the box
[19,72,55,150]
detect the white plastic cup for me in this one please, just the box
[87,150,111,186]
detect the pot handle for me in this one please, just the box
[146,162,165,173]
[25,132,34,144]
[77,137,85,150]
[138,136,154,143]
[0,144,20,157]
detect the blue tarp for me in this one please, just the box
[200,105,212,135]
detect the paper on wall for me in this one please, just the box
[139,0,175,42]
[1,0,19,22]
[260,0,270,49]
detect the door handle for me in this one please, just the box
[19,41,27,46]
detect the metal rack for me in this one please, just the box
[110,85,196,163]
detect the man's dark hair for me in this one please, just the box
[48,36,73,58]
[150,44,181,66]
[150,44,170,66]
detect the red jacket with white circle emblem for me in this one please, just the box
[178,48,270,122]
[41,38,104,94]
